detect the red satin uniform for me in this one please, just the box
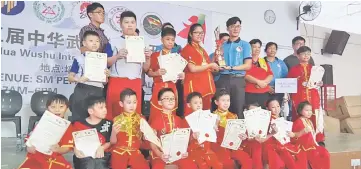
[148,51,178,123]
[211,110,252,169]
[181,43,216,116]
[288,63,325,142]
[292,117,330,169]
[150,112,197,169]
[111,113,150,169]
[19,126,73,169]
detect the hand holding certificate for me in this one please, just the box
[125,36,145,63]
[307,66,325,89]
[158,53,188,83]
[221,119,246,150]
[185,110,217,144]
[244,108,271,139]
[161,128,191,163]
[72,128,101,158]
[27,111,71,155]
[140,118,162,150]
[84,52,107,82]
[271,118,293,145]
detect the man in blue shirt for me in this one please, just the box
[209,33,229,82]
[215,17,252,118]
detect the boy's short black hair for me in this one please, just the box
[157,88,174,101]
[135,28,140,35]
[297,101,312,116]
[86,2,104,18]
[219,33,229,40]
[120,88,137,102]
[214,89,230,101]
[249,39,262,46]
[46,94,69,108]
[120,11,137,23]
[83,30,100,41]
[264,42,278,52]
[292,36,306,45]
[161,28,176,38]
[186,92,202,103]
[86,96,106,109]
[226,17,242,28]
[162,22,174,30]
[297,46,312,55]
[244,102,260,110]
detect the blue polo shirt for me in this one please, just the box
[220,38,252,75]
[154,44,182,54]
[209,52,220,81]
[264,57,288,87]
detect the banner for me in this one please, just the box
[1,1,213,136]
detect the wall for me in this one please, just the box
[301,23,361,96]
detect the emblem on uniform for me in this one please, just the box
[236,46,242,52]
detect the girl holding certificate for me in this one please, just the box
[290,101,330,169]
[181,24,219,116]
[287,46,325,144]
[19,95,73,169]
[147,28,185,123]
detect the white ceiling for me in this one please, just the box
[302,1,361,34]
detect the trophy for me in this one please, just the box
[214,26,226,67]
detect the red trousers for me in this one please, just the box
[111,150,149,169]
[106,77,142,120]
[244,140,263,169]
[151,157,197,169]
[184,95,213,117]
[18,155,72,169]
[188,149,222,169]
[300,146,330,169]
[211,144,252,169]
[149,82,178,123]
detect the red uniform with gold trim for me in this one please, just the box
[111,113,150,169]
[18,126,73,169]
[181,43,216,116]
[262,115,305,169]
[150,112,197,169]
[211,110,252,169]
[292,117,330,169]
[288,63,325,142]
[148,50,178,123]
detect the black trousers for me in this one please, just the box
[215,75,246,119]
[176,80,184,117]
[245,92,270,109]
[73,152,111,169]
[71,83,103,122]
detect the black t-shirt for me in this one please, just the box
[73,119,113,143]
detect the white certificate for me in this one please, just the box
[27,111,71,155]
[185,110,201,132]
[275,78,297,93]
[307,66,325,89]
[72,128,101,158]
[161,128,191,163]
[197,110,218,144]
[244,108,271,139]
[140,118,162,150]
[271,118,293,145]
[158,53,188,83]
[125,36,145,63]
[84,52,107,82]
[221,119,246,150]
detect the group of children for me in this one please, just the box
[19,87,330,169]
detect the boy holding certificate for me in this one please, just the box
[149,88,197,169]
[211,89,252,169]
[186,92,223,169]
[287,46,325,144]
[68,30,111,122]
[19,94,73,169]
[72,96,113,169]
[290,101,330,169]
[147,28,185,123]
[106,11,152,120]
[109,88,150,169]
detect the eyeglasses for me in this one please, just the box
[193,31,204,35]
[161,97,176,102]
[229,25,241,30]
[92,11,105,15]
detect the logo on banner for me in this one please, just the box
[33,1,65,24]
[107,6,129,32]
[1,1,25,15]
[71,1,91,27]
[178,14,207,43]
[141,13,163,38]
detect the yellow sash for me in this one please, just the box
[258,58,268,72]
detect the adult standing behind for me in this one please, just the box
[284,36,315,69]
[244,39,273,108]
[215,17,252,118]
[181,23,219,116]
[209,33,229,82]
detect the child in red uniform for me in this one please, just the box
[186,92,223,169]
[73,96,112,169]
[149,88,197,169]
[19,94,73,169]
[290,101,330,169]
[110,88,150,169]
[211,89,252,169]
[262,98,306,169]
[147,28,185,123]
[287,46,325,144]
